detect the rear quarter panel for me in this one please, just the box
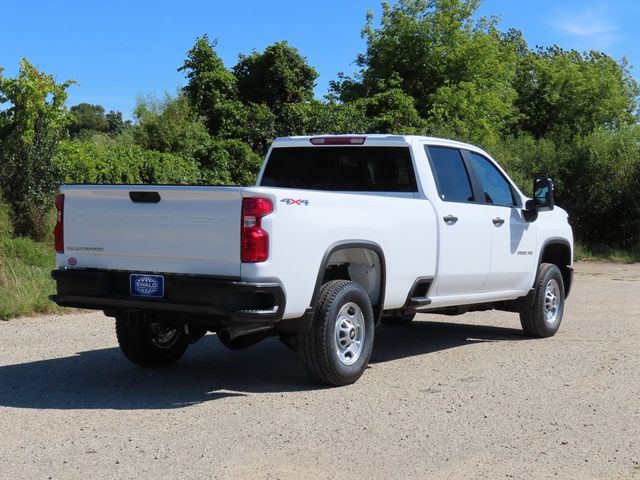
[241,187,437,319]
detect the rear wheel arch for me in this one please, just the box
[309,241,386,322]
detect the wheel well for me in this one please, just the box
[316,245,385,320]
[540,242,573,297]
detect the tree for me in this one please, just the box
[68,103,108,137]
[197,139,263,185]
[178,35,241,136]
[0,59,74,239]
[513,46,640,140]
[354,87,426,133]
[105,110,130,135]
[133,94,210,157]
[233,42,318,112]
[277,100,370,136]
[330,0,518,143]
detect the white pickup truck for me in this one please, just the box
[51,135,573,386]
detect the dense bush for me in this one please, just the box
[54,135,200,185]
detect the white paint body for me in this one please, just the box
[57,135,573,320]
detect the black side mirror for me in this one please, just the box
[523,199,538,222]
[533,177,555,211]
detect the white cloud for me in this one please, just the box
[553,6,618,51]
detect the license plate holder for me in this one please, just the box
[130,274,164,298]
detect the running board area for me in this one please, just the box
[407,296,432,309]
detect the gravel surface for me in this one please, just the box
[0,261,639,479]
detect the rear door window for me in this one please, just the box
[426,146,475,203]
[260,146,417,192]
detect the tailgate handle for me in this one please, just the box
[129,191,161,203]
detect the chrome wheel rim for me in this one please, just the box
[544,279,561,325]
[334,302,365,366]
[150,323,181,349]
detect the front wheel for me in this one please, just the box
[115,315,189,367]
[298,280,375,386]
[519,263,565,338]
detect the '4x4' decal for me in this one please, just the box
[280,198,309,206]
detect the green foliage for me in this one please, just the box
[69,103,109,136]
[330,0,518,143]
[491,126,640,250]
[354,88,426,133]
[134,94,210,157]
[0,231,61,320]
[574,243,640,263]
[68,103,130,139]
[178,35,240,136]
[233,41,318,111]
[277,100,370,136]
[198,139,263,185]
[0,59,74,239]
[55,135,200,185]
[0,199,13,239]
[513,47,640,140]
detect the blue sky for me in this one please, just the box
[2,0,638,119]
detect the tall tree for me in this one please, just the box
[233,41,318,112]
[68,103,108,137]
[513,46,640,140]
[178,35,241,136]
[331,0,518,143]
[0,59,74,238]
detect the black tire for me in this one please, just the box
[298,280,375,386]
[519,263,565,338]
[115,315,189,367]
[381,313,415,327]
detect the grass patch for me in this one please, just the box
[0,236,63,320]
[575,243,640,263]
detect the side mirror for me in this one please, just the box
[533,177,555,211]
[523,199,538,222]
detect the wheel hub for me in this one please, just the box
[150,323,181,349]
[544,279,561,325]
[334,302,365,366]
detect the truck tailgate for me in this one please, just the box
[59,185,242,277]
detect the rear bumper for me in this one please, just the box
[50,268,285,322]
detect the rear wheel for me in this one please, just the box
[298,280,375,386]
[115,315,189,367]
[519,263,565,338]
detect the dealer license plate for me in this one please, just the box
[130,274,164,298]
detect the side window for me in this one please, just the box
[426,146,475,203]
[468,152,516,206]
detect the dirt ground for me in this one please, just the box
[0,262,638,479]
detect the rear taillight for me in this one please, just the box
[241,197,273,263]
[54,194,64,254]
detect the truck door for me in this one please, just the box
[464,151,537,292]
[425,146,492,296]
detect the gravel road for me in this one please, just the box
[0,262,639,479]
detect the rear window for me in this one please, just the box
[260,146,418,192]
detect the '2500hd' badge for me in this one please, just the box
[281,198,309,206]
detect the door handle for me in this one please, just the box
[492,217,505,226]
[443,214,458,224]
